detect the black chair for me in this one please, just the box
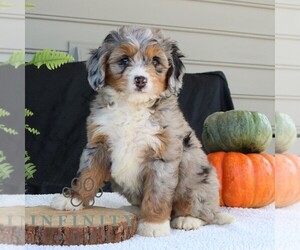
[25,62,234,194]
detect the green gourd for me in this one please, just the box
[275,112,297,153]
[202,110,272,154]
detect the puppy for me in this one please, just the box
[51,26,234,237]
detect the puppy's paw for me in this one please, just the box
[50,194,83,211]
[214,212,235,225]
[171,216,206,230]
[137,220,170,237]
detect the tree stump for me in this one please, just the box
[0,206,25,245]
[0,206,137,245]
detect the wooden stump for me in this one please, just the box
[0,206,25,245]
[0,206,137,245]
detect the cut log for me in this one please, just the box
[0,206,137,245]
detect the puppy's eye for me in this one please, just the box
[152,56,160,66]
[119,57,130,66]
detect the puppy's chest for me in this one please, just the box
[92,104,162,190]
[96,104,160,145]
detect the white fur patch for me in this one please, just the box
[92,98,162,194]
[137,220,171,237]
[50,194,83,211]
[171,216,206,230]
[214,212,235,225]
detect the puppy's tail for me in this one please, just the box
[213,212,235,225]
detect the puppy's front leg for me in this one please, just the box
[137,160,177,237]
[51,139,111,211]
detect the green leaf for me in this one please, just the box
[0,151,6,163]
[0,124,18,135]
[25,124,40,135]
[0,163,13,179]
[0,150,12,192]
[25,108,34,117]
[25,152,36,180]
[0,151,13,181]
[25,151,30,162]
[25,164,37,179]
[0,108,10,117]
[6,50,25,68]
[0,108,18,135]
[28,49,74,70]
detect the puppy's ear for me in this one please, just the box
[86,46,108,91]
[87,33,120,91]
[167,43,185,95]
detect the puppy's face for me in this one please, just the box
[87,26,185,102]
[106,42,170,100]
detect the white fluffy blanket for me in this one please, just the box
[1,193,299,250]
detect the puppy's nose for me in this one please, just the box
[134,76,147,89]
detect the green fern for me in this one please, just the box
[5,50,25,68]
[25,151,37,180]
[25,108,34,117]
[1,49,74,70]
[0,108,10,117]
[0,124,18,135]
[0,151,7,166]
[25,124,40,135]
[25,108,39,186]
[0,151,14,192]
[0,108,16,191]
[25,109,39,135]
[0,108,18,135]
[28,49,74,70]
[25,109,40,134]
[0,107,18,135]
[0,163,13,179]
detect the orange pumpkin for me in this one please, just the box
[275,153,300,208]
[208,152,275,208]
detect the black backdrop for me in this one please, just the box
[25,62,234,194]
